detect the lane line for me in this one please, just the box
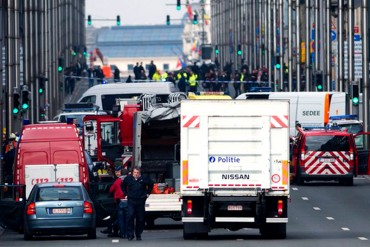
[326,217,335,220]
[313,207,321,210]
[301,197,309,200]
[292,187,298,191]
[358,237,368,241]
[341,227,350,231]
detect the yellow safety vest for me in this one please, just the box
[189,74,197,86]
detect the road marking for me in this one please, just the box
[313,207,321,210]
[301,197,309,200]
[341,227,350,231]
[112,239,119,243]
[358,237,368,241]
[326,217,335,220]
[292,187,298,191]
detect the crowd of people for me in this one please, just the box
[130,60,270,97]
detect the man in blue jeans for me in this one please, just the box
[121,167,153,241]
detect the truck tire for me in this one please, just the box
[260,223,286,239]
[145,217,155,229]
[183,228,194,240]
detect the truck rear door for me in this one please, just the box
[181,100,290,193]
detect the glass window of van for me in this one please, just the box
[79,95,96,104]
[101,93,171,111]
[305,135,350,152]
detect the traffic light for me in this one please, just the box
[166,15,170,25]
[193,14,198,25]
[351,83,360,106]
[72,46,77,56]
[39,107,46,120]
[58,58,64,72]
[215,45,219,55]
[315,72,323,91]
[83,47,87,56]
[12,92,20,115]
[87,15,92,26]
[275,55,281,70]
[116,15,121,26]
[39,78,45,95]
[176,0,181,10]
[237,44,242,56]
[21,89,30,110]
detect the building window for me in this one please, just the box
[127,64,133,71]
[163,64,169,71]
[145,64,150,70]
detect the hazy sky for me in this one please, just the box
[86,0,192,27]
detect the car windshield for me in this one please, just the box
[59,114,85,127]
[338,123,363,134]
[305,135,350,151]
[37,186,83,201]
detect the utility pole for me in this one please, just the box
[362,0,369,136]
[326,0,332,90]
[305,0,311,91]
[288,0,293,91]
[296,0,301,92]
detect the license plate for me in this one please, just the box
[319,158,335,163]
[227,205,242,211]
[51,208,72,214]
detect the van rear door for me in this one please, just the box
[302,134,352,176]
[25,164,79,197]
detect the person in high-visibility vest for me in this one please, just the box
[152,70,161,81]
[188,71,198,93]
[161,71,168,82]
[177,70,188,92]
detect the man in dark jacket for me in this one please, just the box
[121,167,153,241]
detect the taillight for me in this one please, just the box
[186,200,192,215]
[84,201,93,214]
[26,202,36,215]
[277,200,283,217]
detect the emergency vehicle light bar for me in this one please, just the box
[329,114,358,121]
[303,126,341,131]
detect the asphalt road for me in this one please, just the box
[1,176,370,247]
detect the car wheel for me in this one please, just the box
[24,230,33,240]
[87,227,97,239]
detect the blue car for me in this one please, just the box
[24,182,96,240]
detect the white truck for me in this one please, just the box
[180,100,290,239]
[236,92,346,137]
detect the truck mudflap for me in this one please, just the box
[0,184,26,231]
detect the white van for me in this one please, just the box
[236,92,346,137]
[77,82,179,111]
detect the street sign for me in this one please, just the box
[354,26,359,33]
[354,34,361,42]
[331,31,337,41]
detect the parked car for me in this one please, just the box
[23,182,96,240]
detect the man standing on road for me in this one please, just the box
[121,167,153,241]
